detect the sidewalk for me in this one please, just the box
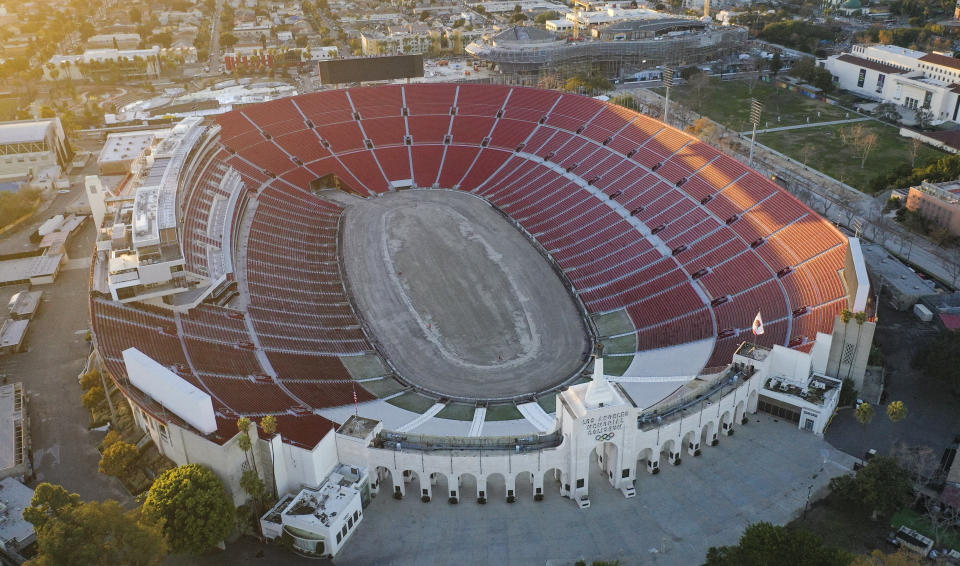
[742,116,871,134]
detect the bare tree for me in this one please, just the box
[923,496,960,546]
[892,443,939,502]
[943,254,960,288]
[908,137,922,168]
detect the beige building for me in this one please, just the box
[86,33,141,49]
[0,119,72,181]
[906,180,960,236]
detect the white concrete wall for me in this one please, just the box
[350,369,764,506]
[272,430,340,495]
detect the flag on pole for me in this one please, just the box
[752,311,765,336]
[352,383,359,415]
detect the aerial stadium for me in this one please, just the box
[87,83,874,557]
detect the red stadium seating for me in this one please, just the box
[91,84,850,447]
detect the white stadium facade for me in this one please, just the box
[88,84,875,557]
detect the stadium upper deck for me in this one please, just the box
[90,84,851,448]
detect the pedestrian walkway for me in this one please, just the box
[741,116,871,135]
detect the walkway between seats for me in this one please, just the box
[517,402,555,432]
[741,116,871,134]
[397,402,446,433]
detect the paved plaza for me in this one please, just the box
[331,414,857,566]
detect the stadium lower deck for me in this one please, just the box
[90,84,850,447]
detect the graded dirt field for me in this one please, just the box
[341,189,590,401]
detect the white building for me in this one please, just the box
[96,119,215,305]
[260,464,366,557]
[823,44,960,122]
[44,47,162,81]
[0,119,72,182]
[0,477,36,564]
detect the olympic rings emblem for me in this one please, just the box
[595,432,615,441]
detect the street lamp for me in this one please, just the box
[663,66,675,126]
[748,97,763,166]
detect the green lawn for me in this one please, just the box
[601,333,636,354]
[536,394,556,414]
[660,78,850,131]
[603,355,632,377]
[891,508,960,549]
[358,377,406,398]
[757,121,946,193]
[436,403,475,421]
[592,310,634,337]
[385,391,437,413]
[485,404,523,421]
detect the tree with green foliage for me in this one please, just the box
[142,464,235,554]
[98,441,139,478]
[220,32,238,49]
[82,385,105,411]
[838,378,858,407]
[886,401,907,423]
[22,483,82,531]
[704,522,851,566]
[535,10,559,24]
[913,331,960,393]
[260,415,278,436]
[24,484,166,566]
[240,468,267,504]
[829,456,912,519]
[770,52,782,77]
[855,402,875,425]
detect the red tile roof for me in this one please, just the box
[941,313,960,332]
[919,52,960,71]
[836,53,905,75]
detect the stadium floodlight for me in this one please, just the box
[748,97,763,166]
[662,67,675,125]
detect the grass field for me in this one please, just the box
[0,98,21,121]
[537,394,556,413]
[436,403,475,421]
[603,355,632,376]
[661,78,850,131]
[386,391,436,413]
[359,377,407,398]
[484,404,523,421]
[891,508,960,549]
[757,121,946,193]
[601,334,636,354]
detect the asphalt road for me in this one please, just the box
[825,300,960,461]
[9,220,132,503]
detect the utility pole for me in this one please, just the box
[749,97,763,166]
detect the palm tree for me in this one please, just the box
[887,401,907,423]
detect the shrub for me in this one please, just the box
[81,386,105,411]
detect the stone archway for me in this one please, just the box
[484,472,506,503]
[660,438,679,465]
[402,469,424,501]
[637,446,658,475]
[375,466,395,499]
[720,410,734,436]
[459,472,478,502]
[542,467,564,499]
[735,400,747,425]
[700,420,716,448]
[515,470,534,502]
[431,471,451,504]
